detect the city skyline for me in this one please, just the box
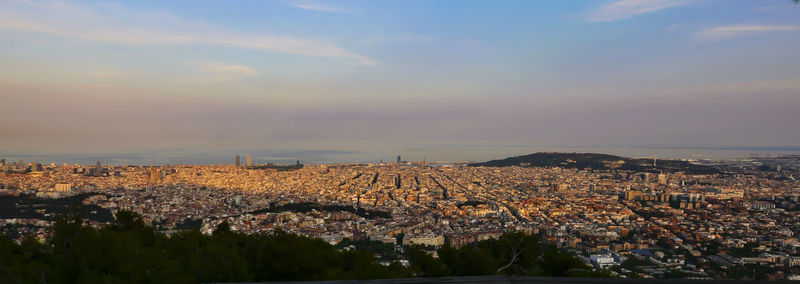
[3,1,800,281]
[2,151,799,280]
[1,0,799,162]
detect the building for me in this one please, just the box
[351,230,367,241]
[54,183,72,192]
[590,253,617,269]
[30,161,43,172]
[148,167,161,184]
[235,154,240,167]
[750,201,776,210]
[246,155,252,167]
[658,191,670,203]
[624,190,642,201]
[89,161,104,177]
[786,257,800,267]
[406,235,445,246]
[552,184,569,192]
[397,155,401,164]
[445,234,476,248]
[657,173,667,185]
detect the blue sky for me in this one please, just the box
[1,0,799,163]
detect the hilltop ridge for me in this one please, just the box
[468,152,719,174]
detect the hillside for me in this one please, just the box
[0,210,600,282]
[469,152,719,174]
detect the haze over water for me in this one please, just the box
[3,144,799,166]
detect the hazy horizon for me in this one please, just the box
[3,143,800,166]
[2,0,799,163]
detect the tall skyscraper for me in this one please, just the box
[235,154,240,166]
[149,167,161,184]
[94,161,103,176]
[397,155,401,164]
[246,154,252,167]
[31,161,42,172]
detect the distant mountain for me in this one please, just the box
[469,152,719,174]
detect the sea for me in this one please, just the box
[2,144,800,166]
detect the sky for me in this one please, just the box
[1,0,799,164]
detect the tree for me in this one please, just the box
[1,208,613,282]
[407,245,448,277]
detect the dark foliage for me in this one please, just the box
[248,164,304,171]
[469,152,719,174]
[248,202,391,219]
[0,209,604,283]
[0,193,113,222]
[456,200,487,208]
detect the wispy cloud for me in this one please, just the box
[0,0,375,65]
[693,25,799,41]
[586,0,694,22]
[286,0,346,13]
[192,62,258,83]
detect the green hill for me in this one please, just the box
[469,152,718,174]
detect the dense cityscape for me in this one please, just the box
[3,0,799,282]
[1,153,799,280]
